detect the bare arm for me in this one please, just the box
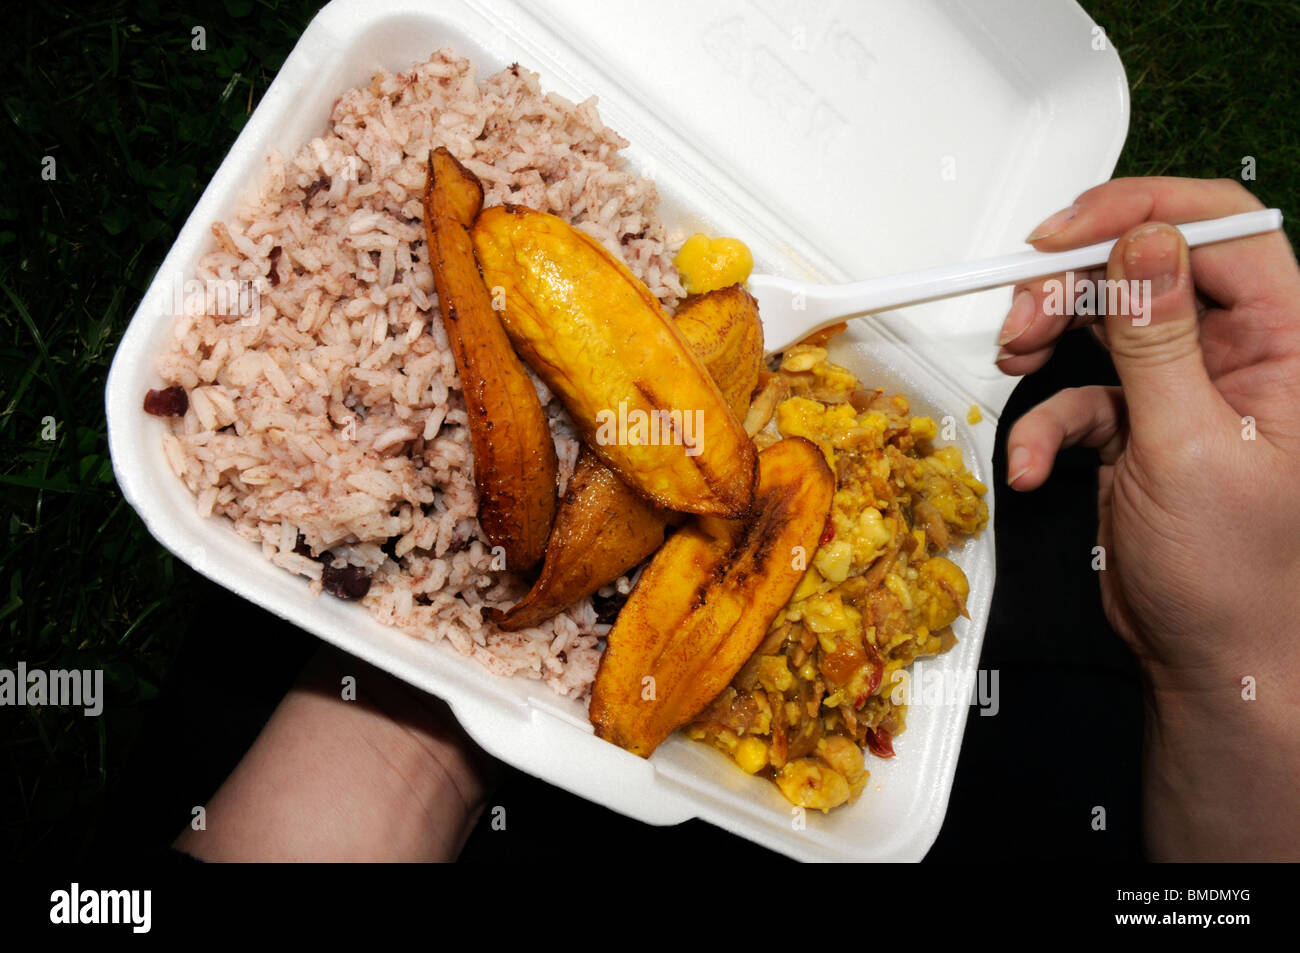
[174,647,494,862]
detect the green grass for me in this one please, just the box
[1090,0,1300,235]
[0,0,319,860]
[1,0,1297,860]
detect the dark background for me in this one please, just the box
[2,0,1297,863]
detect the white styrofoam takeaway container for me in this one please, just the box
[106,0,1129,860]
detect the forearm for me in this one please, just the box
[174,648,492,862]
[1142,672,1300,861]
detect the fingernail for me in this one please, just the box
[995,346,1014,363]
[997,290,1036,346]
[1025,204,1080,242]
[1121,223,1183,297]
[1007,446,1031,486]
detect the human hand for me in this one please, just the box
[998,177,1300,690]
[994,177,1300,859]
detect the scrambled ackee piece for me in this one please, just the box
[687,341,989,812]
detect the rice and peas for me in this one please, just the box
[150,49,987,807]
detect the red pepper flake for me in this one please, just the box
[863,653,883,698]
[268,245,282,286]
[818,516,835,548]
[143,386,189,417]
[321,564,372,601]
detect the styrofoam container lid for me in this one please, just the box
[105,0,1128,860]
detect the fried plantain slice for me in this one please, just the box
[471,205,756,518]
[489,284,763,631]
[425,148,557,571]
[589,436,835,758]
[487,451,673,630]
[671,284,764,419]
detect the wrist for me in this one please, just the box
[176,648,494,862]
[1142,666,1300,860]
[309,649,495,857]
[1134,587,1300,703]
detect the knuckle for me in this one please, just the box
[1057,386,1099,422]
[1076,179,1117,203]
[1212,177,1264,210]
[1107,317,1196,359]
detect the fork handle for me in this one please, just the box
[803,208,1284,316]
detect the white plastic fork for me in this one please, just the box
[749,208,1284,355]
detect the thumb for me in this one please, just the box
[1103,222,1223,439]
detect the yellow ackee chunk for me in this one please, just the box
[917,555,970,630]
[913,447,989,533]
[821,499,891,578]
[757,655,794,693]
[791,565,825,601]
[817,735,865,781]
[909,416,938,439]
[734,736,769,774]
[854,506,892,562]
[928,444,961,471]
[812,361,859,399]
[795,590,859,635]
[813,539,853,584]
[775,758,852,812]
[780,345,827,373]
[776,397,868,467]
[674,233,754,295]
[929,445,989,495]
[862,410,889,433]
[884,572,913,610]
[776,396,827,443]
[824,405,861,449]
